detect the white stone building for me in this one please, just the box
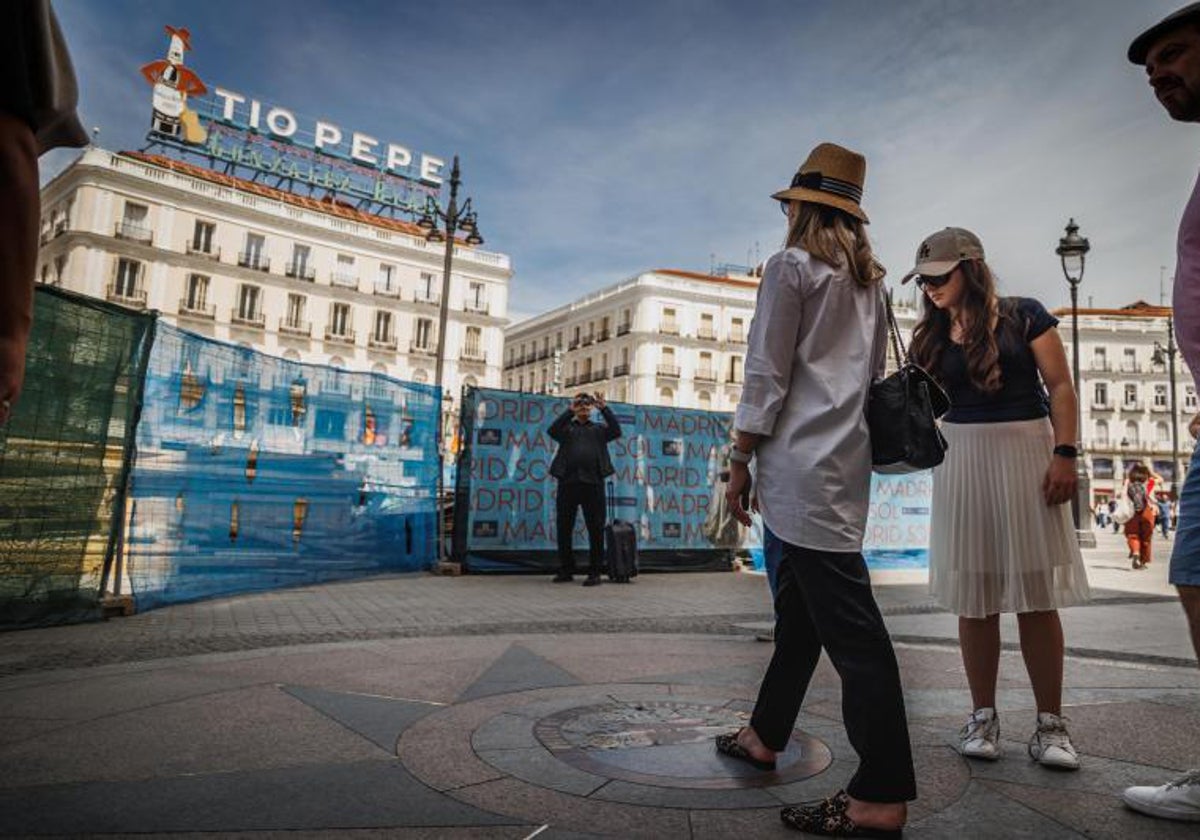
[503,266,920,413]
[1054,301,1195,502]
[36,147,512,399]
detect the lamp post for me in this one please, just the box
[1056,218,1093,546]
[417,156,484,563]
[1153,315,1181,495]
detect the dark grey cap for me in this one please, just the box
[1129,2,1200,64]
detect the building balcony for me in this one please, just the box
[368,334,398,351]
[1089,360,1112,372]
[597,329,611,342]
[414,290,440,306]
[409,341,438,357]
[230,309,265,329]
[592,368,609,382]
[237,252,270,272]
[324,327,357,345]
[1150,402,1173,413]
[106,283,146,308]
[330,272,359,290]
[186,242,221,260]
[581,334,595,347]
[463,300,490,315]
[538,348,551,360]
[373,282,402,298]
[460,350,487,365]
[1119,364,1143,374]
[1092,401,1114,411]
[285,261,316,281]
[728,333,747,344]
[177,298,215,319]
[115,222,153,245]
[616,322,631,336]
[278,318,311,337]
[659,323,680,336]
[656,364,680,378]
[1122,401,1145,411]
[613,363,630,377]
[697,328,718,341]
[694,368,717,382]
[568,339,580,350]
[727,374,744,384]
[564,375,577,387]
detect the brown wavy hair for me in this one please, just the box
[787,202,885,287]
[908,259,1015,393]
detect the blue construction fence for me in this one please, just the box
[452,387,932,573]
[0,288,441,627]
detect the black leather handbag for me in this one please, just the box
[868,291,951,474]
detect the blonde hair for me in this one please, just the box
[786,202,884,287]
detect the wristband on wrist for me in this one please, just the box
[728,446,754,464]
[1052,444,1078,459]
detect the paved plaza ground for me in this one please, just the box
[0,529,1196,838]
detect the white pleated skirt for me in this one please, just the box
[929,418,1091,619]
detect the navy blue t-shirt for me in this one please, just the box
[939,297,1058,424]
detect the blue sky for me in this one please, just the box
[47,0,1199,321]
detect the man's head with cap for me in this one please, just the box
[1129,3,1200,122]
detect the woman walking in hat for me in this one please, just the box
[905,228,1090,770]
[717,143,916,837]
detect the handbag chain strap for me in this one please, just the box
[882,287,909,369]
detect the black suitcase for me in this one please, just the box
[604,482,638,583]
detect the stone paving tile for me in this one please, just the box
[592,777,782,809]
[979,779,1200,840]
[1047,700,1200,772]
[472,712,538,751]
[282,685,441,753]
[0,684,385,789]
[448,776,692,838]
[458,644,581,702]
[477,747,609,796]
[686,805,798,839]
[908,780,1085,838]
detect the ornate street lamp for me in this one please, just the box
[1153,315,1181,494]
[1056,218,1092,544]
[423,156,485,563]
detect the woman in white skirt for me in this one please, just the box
[903,227,1091,770]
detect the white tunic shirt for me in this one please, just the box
[734,247,887,552]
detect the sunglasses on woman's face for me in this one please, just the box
[915,272,953,289]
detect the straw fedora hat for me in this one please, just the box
[772,142,869,223]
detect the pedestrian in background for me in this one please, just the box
[0,0,88,426]
[1158,492,1174,540]
[905,227,1090,771]
[1123,463,1160,569]
[1122,4,1200,820]
[718,142,915,837]
[547,392,621,587]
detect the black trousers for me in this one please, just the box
[555,480,605,576]
[749,541,916,803]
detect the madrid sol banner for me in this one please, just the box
[452,388,932,573]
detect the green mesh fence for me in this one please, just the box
[0,287,153,628]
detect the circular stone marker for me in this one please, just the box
[533,699,832,790]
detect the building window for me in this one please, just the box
[285,293,306,328]
[467,281,487,313]
[114,257,141,298]
[333,254,357,288]
[661,307,678,335]
[373,310,393,342]
[697,351,714,381]
[236,284,261,321]
[728,355,744,383]
[1124,383,1139,407]
[191,220,215,254]
[464,326,482,358]
[1092,346,1107,371]
[378,263,397,294]
[699,313,715,340]
[660,386,674,406]
[1156,421,1171,443]
[1154,384,1168,409]
[731,317,745,342]
[412,369,428,384]
[1094,419,1109,446]
[287,244,313,279]
[1188,386,1198,410]
[329,302,352,336]
[1094,382,1108,407]
[698,390,712,410]
[118,202,151,243]
[1124,421,1139,445]
[414,317,433,349]
[185,274,210,312]
[1123,347,1137,373]
[53,255,66,284]
[241,233,267,270]
[418,271,437,302]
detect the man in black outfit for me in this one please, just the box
[548,392,621,586]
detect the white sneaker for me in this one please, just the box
[1027,712,1080,770]
[958,707,1001,760]
[1122,769,1200,822]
